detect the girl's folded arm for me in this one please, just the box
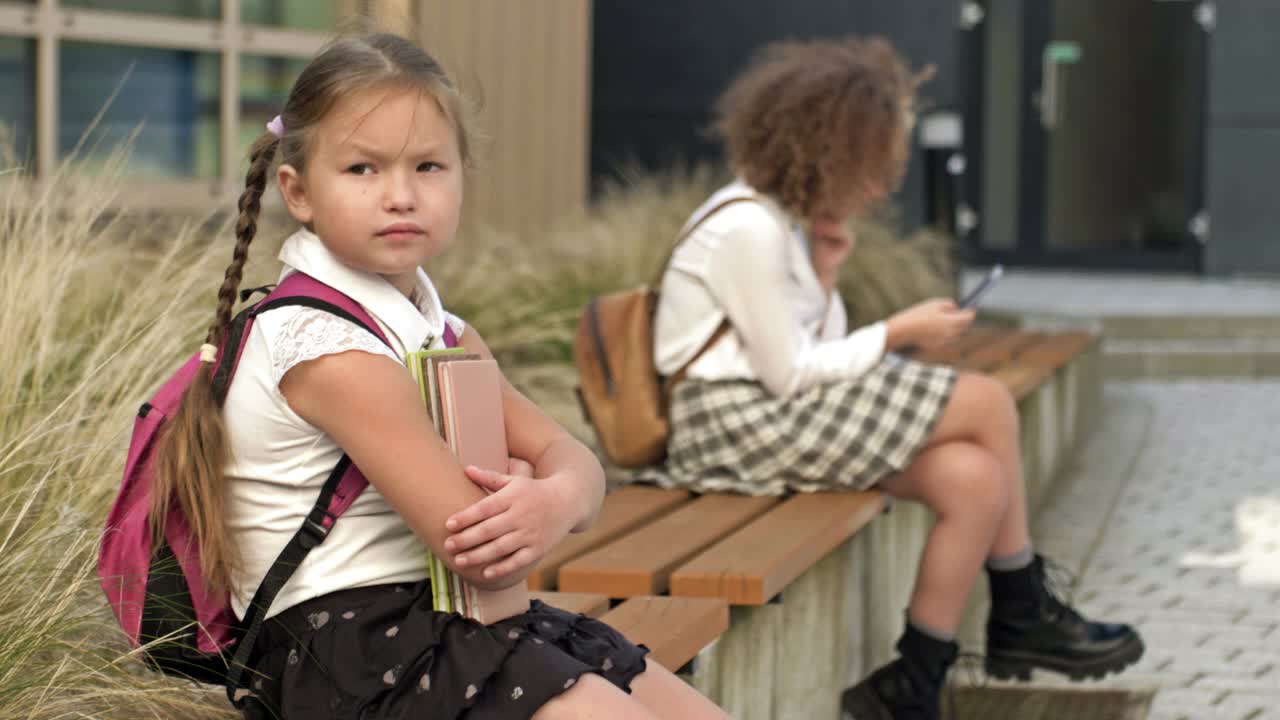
[457,326,604,535]
[278,347,516,591]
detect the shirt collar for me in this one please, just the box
[728,178,796,226]
[276,228,450,353]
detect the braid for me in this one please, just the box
[206,133,280,349]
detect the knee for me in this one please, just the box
[957,372,1019,432]
[934,444,1009,520]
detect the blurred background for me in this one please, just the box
[4,0,1274,277]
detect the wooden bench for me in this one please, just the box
[539,325,1099,717]
[911,327,1096,399]
[529,591,729,672]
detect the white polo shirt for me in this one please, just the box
[222,229,465,619]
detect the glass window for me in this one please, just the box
[240,55,307,153]
[241,0,339,31]
[0,38,35,171]
[60,43,220,178]
[60,0,220,20]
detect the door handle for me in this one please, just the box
[1038,42,1082,130]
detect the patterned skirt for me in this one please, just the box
[638,355,957,495]
[238,580,649,720]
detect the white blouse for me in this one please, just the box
[652,181,888,398]
[222,229,465,620]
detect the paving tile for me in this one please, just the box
[1031,381,1280,716]
[1145,687,1226,720]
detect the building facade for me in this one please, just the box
[0,0,592,234]
[591,0,1276,277]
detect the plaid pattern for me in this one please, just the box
[637,356,957,496]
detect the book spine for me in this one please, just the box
[434,556,452,613]
[467,581,482,624]
[451,571,465,618]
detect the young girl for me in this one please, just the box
[151,32,727,720]
[645,38,1144,719]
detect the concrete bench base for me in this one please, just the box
[686,539,860,720]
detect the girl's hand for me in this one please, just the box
[505,457,534,480]
[442,466,581,581]
[809,222,856,292]
[885,298,976,350]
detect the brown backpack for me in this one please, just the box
[573,195,756,468]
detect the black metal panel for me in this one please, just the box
[1210,0,1280,123]
[1206,126,1280,275]
[590,0,962,229]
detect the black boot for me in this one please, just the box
[841,623,958,720]
[985,554,1144,681]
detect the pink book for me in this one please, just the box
[437,358,531,624]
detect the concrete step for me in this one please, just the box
[1101,315,1280,341]
[1103,338,1280,379]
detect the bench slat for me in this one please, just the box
[558,494,780,597]
[988,361,1056,400]
[527,485,691,590]
[528,591,611,618]
[599,596,729,671]
[964,331,1046,371]
[669,490,887,605]
[912,325,1007,365]
[1018,331,1096,369]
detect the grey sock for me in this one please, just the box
[986,545,1034,572]
[905,614,956,643]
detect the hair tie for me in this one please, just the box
[199,343,218,364]
[266,115,285,138]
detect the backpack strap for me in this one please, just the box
[219,272,459,698]
[649,193,761,289]
[651,194,761,392]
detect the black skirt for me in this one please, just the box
[237,580,650,719]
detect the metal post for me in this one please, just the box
[220,0,240,198]
[35,0,56,180]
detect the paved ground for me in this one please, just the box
[1026,380,1280,719]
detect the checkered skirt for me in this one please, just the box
[637,356,957,496]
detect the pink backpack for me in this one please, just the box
[98,272,457,695]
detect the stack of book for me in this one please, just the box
[406,347,530,623]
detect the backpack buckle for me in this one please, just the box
[299,507,334,549]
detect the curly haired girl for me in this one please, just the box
[645,36,1143,720]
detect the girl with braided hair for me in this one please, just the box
[149,31,726,720]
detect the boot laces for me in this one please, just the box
[1035,556,1084,624]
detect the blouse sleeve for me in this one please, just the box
[820,290,849,342]
[703,211,887,398]
[443,311,467,345]
[268,307,401,387]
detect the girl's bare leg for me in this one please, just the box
[877,371,1031,632]
[531,673,660,720]
[924,372,1030,556]
[878,440,1008,632]
[532,662,728,720]
[629,659,730,719]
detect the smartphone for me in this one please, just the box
[959,264,1003,309]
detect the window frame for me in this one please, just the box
[0,0,348,208]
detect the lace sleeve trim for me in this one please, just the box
[269,307,399,386]
[443,312,466,344]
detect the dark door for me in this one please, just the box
[960,0,1210,272]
